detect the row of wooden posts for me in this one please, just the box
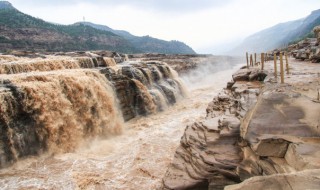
[246,52,289,84]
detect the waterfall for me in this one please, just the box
[0,70,123,168]
[0,55,187,168]
[0,56,118,74]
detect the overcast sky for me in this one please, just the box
[7,0,320,54]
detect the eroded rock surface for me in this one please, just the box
[163,59,320,190]
[225,169,320,190]
[163,69,264,189]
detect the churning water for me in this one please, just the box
[0,57,242,189]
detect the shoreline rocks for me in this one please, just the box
[162,61,320,189]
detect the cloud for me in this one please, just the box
[10,0,233,13]
[7,0,320,54]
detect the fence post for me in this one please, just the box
[261,53,265,70]
[280,52,284,84]
[274,53,277,78]
[246,52,249,68]
[250,54,253,67]
[265,52,267,62]
[285,52,289,74]
[254,53,257,65]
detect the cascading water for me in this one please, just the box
[0,53,242,189]
[0,55,187,168]
[0,70,123,167]
[0,56,112,74]
[101,61,187,120]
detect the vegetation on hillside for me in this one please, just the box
[78,22,196,54]
[0,7,139,53]
[0,2,196,54]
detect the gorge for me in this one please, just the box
[0,51,242,189]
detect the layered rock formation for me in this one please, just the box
[163,59,320,189]
[162,67,267,189]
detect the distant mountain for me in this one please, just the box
[233,9,320,54]
[77,22,196,54]
[0,1,14,9]
[0,1,195,54]
[0,1,138,53]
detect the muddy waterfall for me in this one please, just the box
[0,53,187,168]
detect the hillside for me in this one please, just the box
[76,22,196,54]
[233,9,320,54]
[0,1,195,54]
[0,2,139,53]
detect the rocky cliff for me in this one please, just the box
[163,58,320,189]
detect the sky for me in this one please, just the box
[7,0,320,54]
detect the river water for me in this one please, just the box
[0,59,242,190]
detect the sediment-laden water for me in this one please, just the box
[0,56,241,189]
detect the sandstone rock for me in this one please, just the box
[226,81,235,89]
[232,68,267,82]
[241,85,320,148]
[225,169,320,190]
[163,89,244,189]
[232,69,251,81]
[164,64,320,190]
[285,143,320,171]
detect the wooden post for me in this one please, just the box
[261,53,265,70]
[246,52,249,68]
[274,53,277,78]
[250,54,253,67]
[265,53,267,62]
[254,53,257,65]
[285,52,289,74]
[280,52,284,84]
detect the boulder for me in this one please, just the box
[232,68,267,82]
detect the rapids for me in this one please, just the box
[0,58,242,189]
